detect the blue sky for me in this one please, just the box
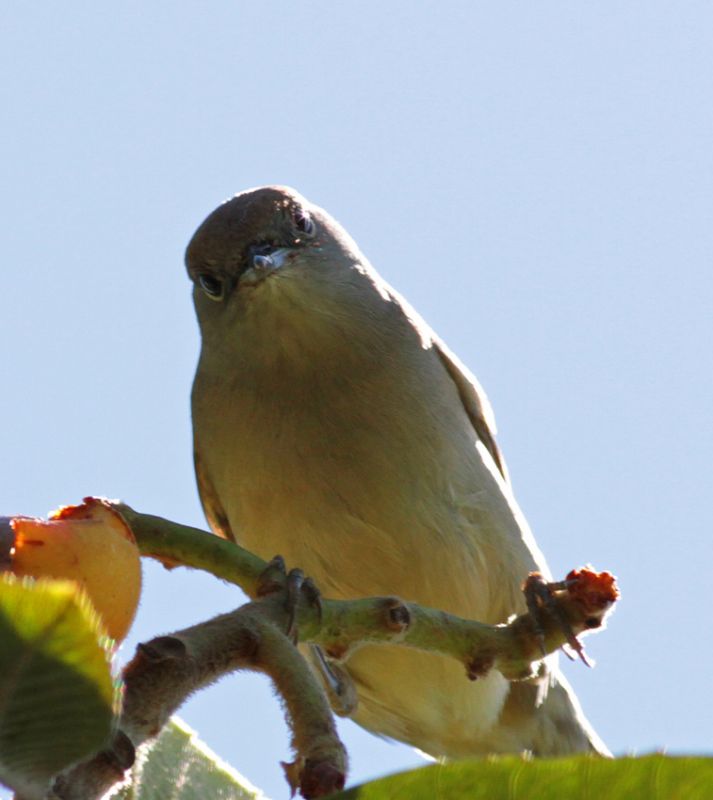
[2,3,712,797]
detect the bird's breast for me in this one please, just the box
[192,334,534,623]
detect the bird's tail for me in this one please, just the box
[487,668,609,757]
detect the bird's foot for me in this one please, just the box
[256,555,322,643]
[308,644,358,717]
[523,572,591,666]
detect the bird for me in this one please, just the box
[185,185,606,758]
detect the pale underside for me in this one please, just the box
[192,259,601,756]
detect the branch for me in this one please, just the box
[38,499,617,800]
[115,500,618,681]
[114,504,267,597]
[52,598,347,799]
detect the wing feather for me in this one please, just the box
[433,339,509,482]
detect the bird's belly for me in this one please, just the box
[197,379,541,750]
[219,427,517,621]
[231,470,515,751]
[210,399,537,617]
[347,643,511,755]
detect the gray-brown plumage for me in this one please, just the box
[186,185,606,757]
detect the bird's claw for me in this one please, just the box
[523,572,591,666]
[256,554,289,596]
[309,644,358,717]
[256,555,322,643]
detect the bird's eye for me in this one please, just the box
[197,273,225,300]
[292,207,315,238]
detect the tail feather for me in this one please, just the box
[487,669,609,757]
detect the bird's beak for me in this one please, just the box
[240,247,293,287]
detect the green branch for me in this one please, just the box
[114,500,618,682]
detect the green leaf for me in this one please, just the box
[110,717,266,800]
[0,575,118,797]
[334,754,713,800]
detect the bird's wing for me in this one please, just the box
[385,284,508,483]
[432,337,509,483]
[194,446,235,540]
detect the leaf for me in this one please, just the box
[110,717,267,800]
[334,754,713,800]
[0,575,117,797]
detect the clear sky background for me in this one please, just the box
[2,3,712,798]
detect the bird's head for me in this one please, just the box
[186,186,394,368]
